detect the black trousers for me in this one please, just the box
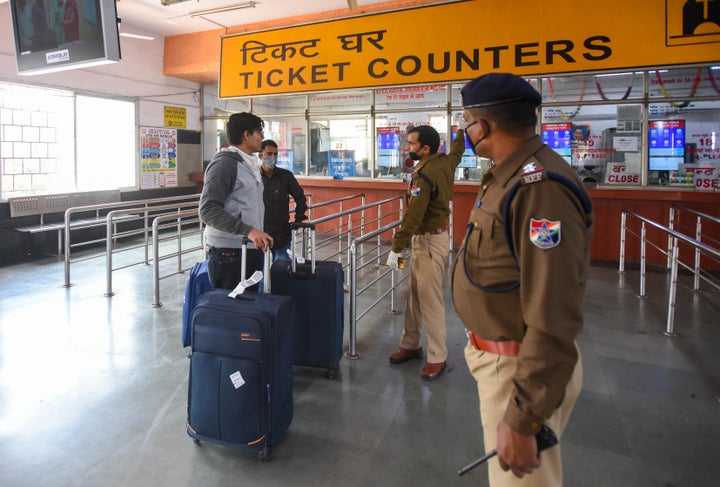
[206,246,264,292]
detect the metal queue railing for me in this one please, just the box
[619,210,720,335]
[300,195,405,359]
[63,194,200,287]
[305,196,404,287]
[667,205,720,290]
[345,218,406,360]
[105,203,203,298]
[306,194,366,260]
[151,209,205,307]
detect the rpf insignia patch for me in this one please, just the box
[522,162,541,173]
[529,218,561,249]
[522,161,544,184]
[410,185,421,197]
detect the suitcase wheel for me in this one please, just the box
[258,445,272,462]
[193,438,202,446]
[325,368,337,380]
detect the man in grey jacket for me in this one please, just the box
[199,112,274,290]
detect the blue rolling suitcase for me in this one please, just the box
[186,252,294,460]
[270,223,344,379]
[182,259,212,348]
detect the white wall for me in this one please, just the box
[0,3,201,131]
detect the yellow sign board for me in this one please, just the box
[164,106,186,128]
[219,0,720,98]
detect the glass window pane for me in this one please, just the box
[262,117,307,175]
[649,66,720,100]
[376,85,447,110]
[76,96,136,190]
[374,112,451,179]
[648,100,720,188]
[0,82,74,199]
[202,118,226,165]
[308,91,372,112]
[589,72,642,101]
[252,95,306,114]
[308,116,370,177]
[541,104,643,186]
[542,76,588,104]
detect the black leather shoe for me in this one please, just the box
[389,347,423,364]
[421,361,446,381]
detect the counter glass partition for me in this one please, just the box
[199,65,719,188]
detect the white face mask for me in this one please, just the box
[262,155,277,170]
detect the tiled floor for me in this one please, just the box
[0,247,718,487]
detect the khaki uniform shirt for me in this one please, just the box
[391,130,465,253]
[452,135,593,435]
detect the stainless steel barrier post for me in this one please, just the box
[345,241,361,360]
[694,216,702,291]
[449,199,454,252]
[667,206,675,270]
[63,210,73,287]
[619,211,627,273]
[639,222,647,298]
[664,238,679,337]
[105,212,117,297]
[152,217,162,307]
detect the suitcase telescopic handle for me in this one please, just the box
[290,222,316,275]
[239,237,272,293]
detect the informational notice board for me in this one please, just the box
[140,127,178,189]
[328,150,355,178]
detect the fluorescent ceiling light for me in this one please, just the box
[119,33,156,41]
[189,1,257,17]
[161,0,193,6]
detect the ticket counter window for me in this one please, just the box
[541,104,643,186]
[646,68,720,189]
[308,117,370,177]
[647,107,720,189]
[258,117,307,175]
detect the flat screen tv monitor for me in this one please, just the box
[541,122,573,157]
[648,120,685,171]
[9,0,121,75]
[452,125,477,168]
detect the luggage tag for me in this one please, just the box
[227,270,263,298]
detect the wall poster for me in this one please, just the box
[140,127,178,189]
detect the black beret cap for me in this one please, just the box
[461,73,542,108]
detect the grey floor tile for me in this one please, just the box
[0,252,718,486]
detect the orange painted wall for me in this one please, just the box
[164,0,442,83]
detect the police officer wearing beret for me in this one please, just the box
[452,73,593,485]
[387,125,465,381]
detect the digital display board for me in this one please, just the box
[377,127,400,167]
[648,120,685,171]
[451,125,477,168]
[542,122,573,157]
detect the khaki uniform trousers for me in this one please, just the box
[399,232,450,363]
[464,341,583,487]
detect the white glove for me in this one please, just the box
[386,250,402,270]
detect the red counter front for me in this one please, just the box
[189,173,719,267]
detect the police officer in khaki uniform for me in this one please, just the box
[386,125,465,381]
[451,73,593,485]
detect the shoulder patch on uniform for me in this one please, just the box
[411,185,421,197]
[529,218,561,249]
[522,161,545,185]
[522,161,544,174]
